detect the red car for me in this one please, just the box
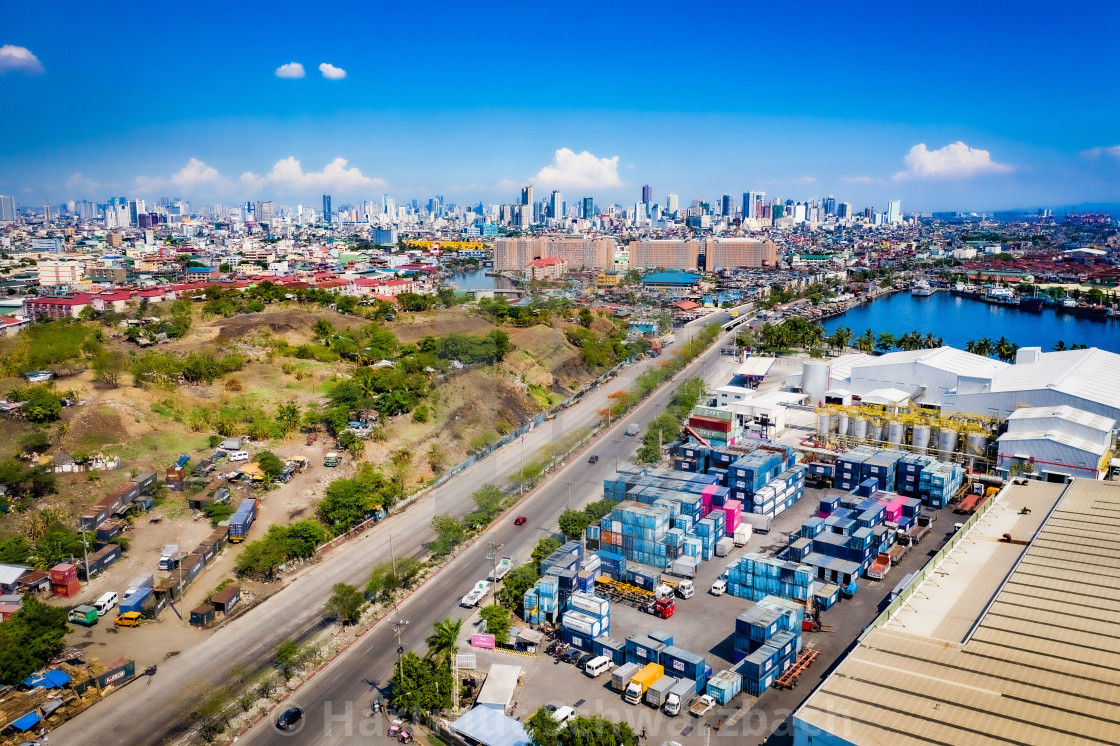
[514,516,528,526]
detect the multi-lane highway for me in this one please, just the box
[52,308,747,745]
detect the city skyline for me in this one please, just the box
[1,2,1118,211]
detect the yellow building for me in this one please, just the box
[597,272,622,287]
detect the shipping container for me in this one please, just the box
[211,584,241,613]
[189,603,215,627]
[119,586,152,614]
[96,657,135,689]
[706,669,743,704]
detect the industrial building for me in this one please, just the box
[793,479,1120,746]
[796,346,1119,477]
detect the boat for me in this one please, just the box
[950,282,980,297]
[982,286,1017,306]
[1018,295,1045,312]
[1058,298,1112,319]
[910,280,936,297]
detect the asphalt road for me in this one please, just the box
[52,308,746,745]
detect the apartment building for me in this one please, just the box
[527,257,567,280]
[493,238,541,271]
[36,259,84,287]
[627,239,700,270]
[704,238,778,269]
[542,237,614,270]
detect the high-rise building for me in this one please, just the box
[704,238,777,269]
[666,193,679,214]
[824,196,837,216]
[550,191,563,220]
[521,185,533,206]
[628,239,700,270]
[642,184,652,203]
[42,205,55,223]
[128,199,145,226]
[322,194,332,223]
[582,197,594,219]
[838,202,852,219]
[887,200,902,224]
[255,201,275,225]
[721,194,734,217]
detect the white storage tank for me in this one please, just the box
[939,428,958,455]
[837,414,849,437]
[887,421,904,445]
[852,417,868,440]
[817,413,832,437]
[802,361,830,402]
[868,420,883,443]
[911,425,931,452]
[966,432,988,457]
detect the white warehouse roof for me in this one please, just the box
[996,430,1109,479]
[1006,404,1115,443]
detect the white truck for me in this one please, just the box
[460,580,492,607]
[626,424,641,436]
[733,524,752,546]
[715,537,734,557]
[662,679,696,716]
[689,694,716,717]
[488,557,514,581]
[674,579,695,599]
[158,544,181,571]
[645,676,678,708]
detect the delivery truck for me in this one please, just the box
[228,499,257,543]
[662,678,696,716]
[69,605,99,626]
[623,663,664,704]
[610,662,641,693]
[626,424,641,436]
[645,675,678,708]
[158,544,181,571]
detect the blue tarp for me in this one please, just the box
[24,669,72,689]
[11,711,41,731]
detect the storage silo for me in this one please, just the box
[939,428,958,455]
[867,420,883,443]
[887,421,904,445]
[911,424,931,452]
[966,431,989,457]
[852,417,868,441]
[837,414,849,438]
[802,361,830,402]
[817,412,832,438]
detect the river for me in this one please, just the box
[821,290,1120,354]
[446,266,515,291]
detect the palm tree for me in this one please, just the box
[965,340,979,354]
[1053,340,1067,351]
[855,329,875,353]
[994,336,1013,362]
[922,332,938,349]
[834,326,854,352]
[975,337,993,357]
[425,617,463,670]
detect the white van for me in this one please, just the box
[711,579,727,596]
[551,706,576,728]
[584,656,613,678]
[94,591,118,616]
[228,450,250,463]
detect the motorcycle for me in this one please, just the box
[388,721,403,737]
[398,731,413,743]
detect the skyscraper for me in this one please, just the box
[666,193,679,214]
[824,196,837,216]
[721,194,734,217]
[550,190,563,220]
[1,195,17,222]
[641,184,652,203]
[887,200,902,224]
[582,197,594,219]
[521,185,533,206]
[322,194,332,223]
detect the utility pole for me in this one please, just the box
[562,480,574,510]
[393,612,409,703]
[485,538,503,589]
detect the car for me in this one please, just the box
[588,454,599,464]
[514,516,528,526]
[276,706,303,731]
[114,611,142,627]
[576,652,596,669]
[561,649,582,664]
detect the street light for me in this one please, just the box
[562,480,574,510]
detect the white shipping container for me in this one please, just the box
[562,610,604,638]
[715,537,735,557]
[568,592,610,617]
[733,524,752,546]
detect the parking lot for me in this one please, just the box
[472,484,960,746]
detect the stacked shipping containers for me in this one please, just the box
[726,554,814,602]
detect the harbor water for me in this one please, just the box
[448,266,514,291]
[822,291,1120,355]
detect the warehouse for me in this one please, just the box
[793,479,1120,746]
[839,346,1007,407]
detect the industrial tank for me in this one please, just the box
[817,413,831,437]
[837,414,849,437]
[887,421,904,445]
[911,424,931,452]
[802,361,831,402]
[867,420,883,443]
[939,428,958,455]
[966,432,988,456]
[852,417,868,440]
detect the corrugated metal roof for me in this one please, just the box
[996,430,1109,457]
[795,480,1120,746]
[989,348,1120,411]
[1006,404,1115,433]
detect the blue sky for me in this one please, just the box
[2,0,1119,212]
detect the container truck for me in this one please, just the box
[228,499,257,543]
[488,556,514,581]
[119,586,152,614]
[902,514,935,545]
[715,537,734,557]
[866,553,891,581]
[647,597,675,619]
[126,573,155,597]
[645,675,678,708]
[674,579,695,599]
[666,557,698,579]
[158,544,181,571]
[610,662,641,693]
[460,580,491,607]
[624,663,664,704]
[662,678,696,716]
[69,605,99,626]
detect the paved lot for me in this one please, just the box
[507,486,962,746]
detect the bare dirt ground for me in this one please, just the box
[390,308,498,344]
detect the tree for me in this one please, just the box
[0,596,69,685]
[92,349,126,387]
[561,715,637,746]
[855,329,875,353]
[425,617,462,671]
[253,451,286,482]
[875,332,896,352]
[427,442,447,474]
[478,604,511,644]
[430,515,466,556]
[527,706,562,746]
[578,308,593,328]
[499,564,539,612]
[531,536,561,571]
[318,477,374,532]
[0,536,31,564]
[472,484,506,522]
[388,651,452,715]
[558,509,592,539]
[324,582,364,625]
[312,318,334,343]
[275,640,303,676]
[275,402,301,435]
[366,556,425,601]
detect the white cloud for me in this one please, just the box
[0,44,44,75]
[275,62,305,79]
[133,158,230,193]
[240,156,384,192]
[530,148,622,190]
[793,176,817,185]
[1082,145,1120,158]
[318,62,346,80]
[65,173,102,195]
[893,141,1013,180]
[842,175,877,184]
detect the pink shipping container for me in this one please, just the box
[722,500,742,535]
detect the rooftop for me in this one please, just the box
[988,347,1120,412]
[795,479,1120,746]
